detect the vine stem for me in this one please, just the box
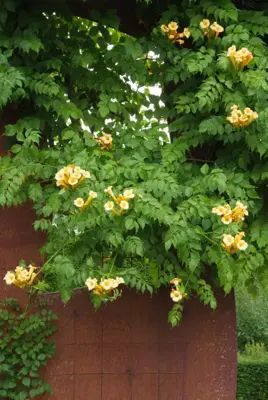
[24,287,34,314]
[34,248,62,279]
[200,232,220,247]
[24,249,63,313]
[108,252,118,276]
[37,286,86,296]
[187,158,216,163]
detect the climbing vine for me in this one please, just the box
[0,298,57,399]
[1,0,268,327]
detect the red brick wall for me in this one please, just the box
[0,204,237,400]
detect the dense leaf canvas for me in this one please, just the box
[1,0,268,325]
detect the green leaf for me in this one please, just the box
[37,354,46,361]
[124,37,143,59]
[99,105,110,118]
[30,389,37,398]
[22,377,31,387]
[10,144,21,154]
[202,218,211,230]
[0,67,25,107]
[28,183,43,201]
[91,294,102,309]
[109,101,118,113]
[189,252,200,272]
[200,164,209,175]
[125,218,135,230]
[148,261,159,288]
[62,129,75,140]
[210,298,217,310]
[224,282,233,294]
[124,236,144,256]
[19,392,28,400]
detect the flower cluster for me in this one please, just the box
[170,277,187,303]
[212,202,249,254]
[55,165,90,188]
[226,105,258,128]
[104,187,135,215]
[227,45,253,69]
[85,276,125,295]
[222,232,248,254]
[212,201,248,225]
[94,131,113,150]
[161,21,190,45]
[4,265,37,288]
[74,191,98,210]
[200,19,224,39]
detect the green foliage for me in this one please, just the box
[0,0,268,326]
[0,298,57,400]
[195,279,217,309]
[236,287,268,351]
[168,302,184,327]
[237,355,268,400]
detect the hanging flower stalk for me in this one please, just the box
[212,201,248,225]
[226,105,258,128]
[227,45,253,69]
[55,165,90,188]
[221,232,248,253]
[4,265,37,288]
[212,202,249,254]
[94,131,113,150]
[161,21,190,45]
[104,187,135,215]
[74,191,98,211]
[200,19,224,39]
[170,277,187,302]
[85,276,125,296]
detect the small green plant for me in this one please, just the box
[244,342,266,357]
[0,298,57,400]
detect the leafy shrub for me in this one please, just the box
[237,355,268,400]
[236,288,268,351]
[0,298,57,400]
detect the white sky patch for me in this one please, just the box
[127,80,162,96]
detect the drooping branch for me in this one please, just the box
[25,0,155,37]
[67,0,146,36]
